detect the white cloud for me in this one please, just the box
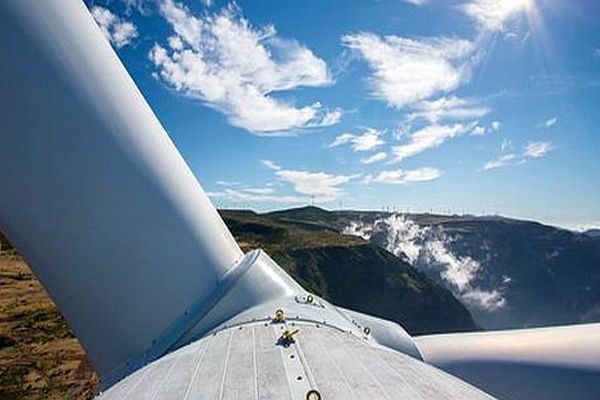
[342,33,476,108]
[575,221,600,232]
[524,141,554,158]
[483,139,554,170]
[150,1,340,134]
[403,0,428,5]
[461,0,534,32]
[343,214,506,310]
[461,288,506,310]
[491,120,501,132]
[119,0,151,14]
[208,187,305,204]
[241,187,275,195]
[406,96,491,123]
[329,128,385,152]
[483,153,516,170]
[263,160,357,201]
[470,125,486,136]
[483,138,516,170]
[483,137,517,170]
[538,116,558,128]
[364,167,442,184]
[391,122,475,162]
[360,152,388,164]
[261,159,282,171]
[91,6,138,48]
[216,180,241,186]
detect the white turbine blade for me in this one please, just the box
[416,323,600,399]
[0,0,242,380]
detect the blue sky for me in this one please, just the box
[85,0,599,230]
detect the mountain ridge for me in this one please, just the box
[258,206,600,330]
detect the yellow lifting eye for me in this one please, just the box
[274,308,285,323]
[306,389,322,400]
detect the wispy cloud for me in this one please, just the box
[403,0,428,6]
[91,6,138,48]
[391,122,476,162]
[329,128,385,152]
[538,116,558,128]
[261,160,282,171]
[216,180,242,186]
[262,160,357,201]
[483,153,517,170]
[460,0,534,32]
[406,96,491,123]
[524,141,554,158]
[360,152,388,164]
[342,33,476,108]
[483,139,555,170]
[150,1,341,134]
[208,187,305,204]
[364,167,442,184]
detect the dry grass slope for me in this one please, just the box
[0,249,98,400]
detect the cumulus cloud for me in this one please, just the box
[91,6,138,48]
[491,120,502,132]
[391,122,476,162]
[343,214,507,310]
[403,0,428,5]
[363,167,442,184]
[360,152,388,164]
[460,0,534,32]
[406,96,491,123]
[329,128,385,152]
[524,141,554,158]
[470,125,486,136]
[262,160,357,201]
[150,1,340,134]
[342,33,476,108]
